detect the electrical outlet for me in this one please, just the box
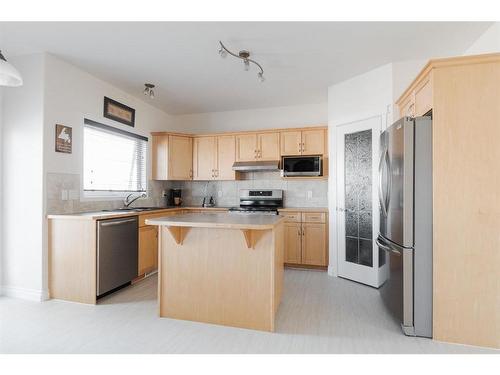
[218,190,223,198]
[306,190,313,199]
[162,190,168,197]
[61,190,68,201]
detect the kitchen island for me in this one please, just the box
[146,212,285,331]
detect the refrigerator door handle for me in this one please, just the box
[385,151,392,214]
[378,147,388,217]
[376,236,402,256]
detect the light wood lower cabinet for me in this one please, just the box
[301,223,327,266]
[282,211,328,267]
[138,225,158,275]
[284,223,302,264]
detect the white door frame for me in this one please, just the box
[332,115,387,287]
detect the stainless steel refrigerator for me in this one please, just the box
[377,116,433,338]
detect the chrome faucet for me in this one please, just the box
[124,192,146,208]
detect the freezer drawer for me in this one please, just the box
[377,235,414,333]
[97,216,138,297]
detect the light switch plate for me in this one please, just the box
[307,190,313,199]
[218,190,223,198]
[61,190,68,201]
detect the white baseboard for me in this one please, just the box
[1,285,49,301]
[328,265,338,277]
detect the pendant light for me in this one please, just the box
[0,50,23,87]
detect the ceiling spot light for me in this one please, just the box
[218,41,265,83]
[0,50,23,87]
[143,83,155,98]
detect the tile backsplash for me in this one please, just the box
[166,171,328,208]
[46,172,168,214]
[46,171,328,215]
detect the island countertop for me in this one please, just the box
[146,212,285,230]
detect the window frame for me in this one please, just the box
[81,118,148,201]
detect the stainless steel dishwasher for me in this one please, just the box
[97,216,138,297]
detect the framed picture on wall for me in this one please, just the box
[55,124,72,154]
[103,96,136,127]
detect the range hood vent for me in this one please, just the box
[232,160,280,172]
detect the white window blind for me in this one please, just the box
[83,119,147,193]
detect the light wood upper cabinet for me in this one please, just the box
[193,136,217,180]
[258,132,280,160]
[168,135,193,180]
[284,222,302,264]
[152,134,193,180]
[414,73,433,116]
[152,135,169,180]
[153,126,326,180]
[280,129,325,156]
[301,129,325,155]
[280,131,302,155]
[301,223,327,266]
[193,135,236,180]
[397,71,432,118]
[216,135,236,180]
[236,132,280,161]
[236,134,257,161]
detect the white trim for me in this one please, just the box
[1,285,49,301]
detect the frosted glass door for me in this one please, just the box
[336,117,387,287]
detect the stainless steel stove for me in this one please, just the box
[229,189,283,215]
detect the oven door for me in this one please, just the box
[283,156,321,176]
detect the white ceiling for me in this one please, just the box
[0,22,491,115]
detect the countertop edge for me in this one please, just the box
[47,206,328,220]
[146,215,286,230]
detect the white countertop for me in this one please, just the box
[146,212,285,230]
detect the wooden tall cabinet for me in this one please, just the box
[280,210,328,267]
[193,135,236,180]
[236,132,280,161]
[152,134,193,180]
[396,53,500,349]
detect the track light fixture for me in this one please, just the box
[218,41,265,82]
[143,83,155,98]
[0,49,23,87]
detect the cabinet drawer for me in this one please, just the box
[302,212,326,223]
[281,212,301,222]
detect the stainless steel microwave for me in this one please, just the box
[282,156,322,176]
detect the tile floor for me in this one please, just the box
[0,269,495,353]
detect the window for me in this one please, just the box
[83,119,147,198]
